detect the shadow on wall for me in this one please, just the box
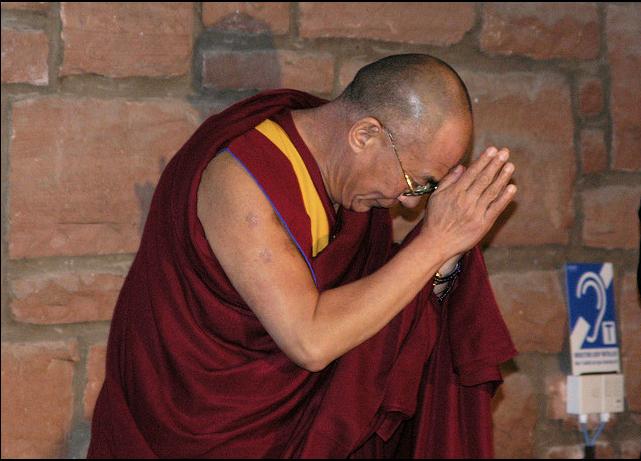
[190,12,283,120]
[134,157,167,235]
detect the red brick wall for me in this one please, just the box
[1,2,639,458]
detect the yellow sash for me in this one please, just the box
[255,120,330,257]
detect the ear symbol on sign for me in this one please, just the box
[576,272,607,344]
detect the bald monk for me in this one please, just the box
[88,54,517,458]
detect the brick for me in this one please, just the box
[607,4,641,172]
[299,3,475,46]
[580,128,608,174]
[1,26,49,85]
[543,445,583,459]
[578,77,604,117]
[490,271,566,353]
[10,271,124,324]
[621,439,641,459]
[581,185,641,249]
[492,371,537,459]
[462,70,575,246]
[618,273,641,411]
[8,96,200,259]
[84,344,107,420]
[60,2,193,78]
[0,2,49,11]
[1,341,79,458]
[480,3,599,60]
[202,2,290,34]
[203,49,334,94]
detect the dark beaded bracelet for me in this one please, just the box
[436,281,454,303]
[433,259,462,286]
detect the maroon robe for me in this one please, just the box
[88,89,517,458]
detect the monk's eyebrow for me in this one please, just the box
[421,162,459,183]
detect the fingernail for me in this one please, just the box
[487,147,497,157]
[499,150,509,161]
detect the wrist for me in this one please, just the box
[414,231,451,269]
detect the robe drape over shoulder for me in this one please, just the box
[88,89,517,459]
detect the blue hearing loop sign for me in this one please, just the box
[565,263,620,375]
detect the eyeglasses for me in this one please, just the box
[383,128,439,197]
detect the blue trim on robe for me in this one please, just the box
[225,148,319,287]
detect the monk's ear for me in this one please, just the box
[348,117,383,153]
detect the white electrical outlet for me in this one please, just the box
[567,374,625,415]
[602,374,625,412]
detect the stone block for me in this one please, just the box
[299,3,475,46]
[480,3,599,60]
[490,270,566,353]
[580,128,608,174]
[582,185,641,249]
[10,270,124,324]
[1,26,49,85]
[492,371,537,459]
[0,2,48,11]
[60,2,193,78]
[202,2,290,34]
[606,4,641,172]
[1,341,79,458]
[9,96,200,258]
[578,77,604,117]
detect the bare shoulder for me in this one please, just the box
[198,150,248,212]
[197,150,275,238]
[196,149,316,323]
[199,150,265,245]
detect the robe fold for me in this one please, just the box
[88,89,517,459]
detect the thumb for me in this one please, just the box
[435,164,465,191]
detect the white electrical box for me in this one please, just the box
[567,374,625,415]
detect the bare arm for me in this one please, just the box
[198,147,515,371]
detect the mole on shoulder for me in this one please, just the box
[258,248,272,263]
[245,213,259,227]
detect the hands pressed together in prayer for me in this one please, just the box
[420,146,516,267]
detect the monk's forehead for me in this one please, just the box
[415,117,472,177]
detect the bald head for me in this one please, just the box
[337,54,472,142]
